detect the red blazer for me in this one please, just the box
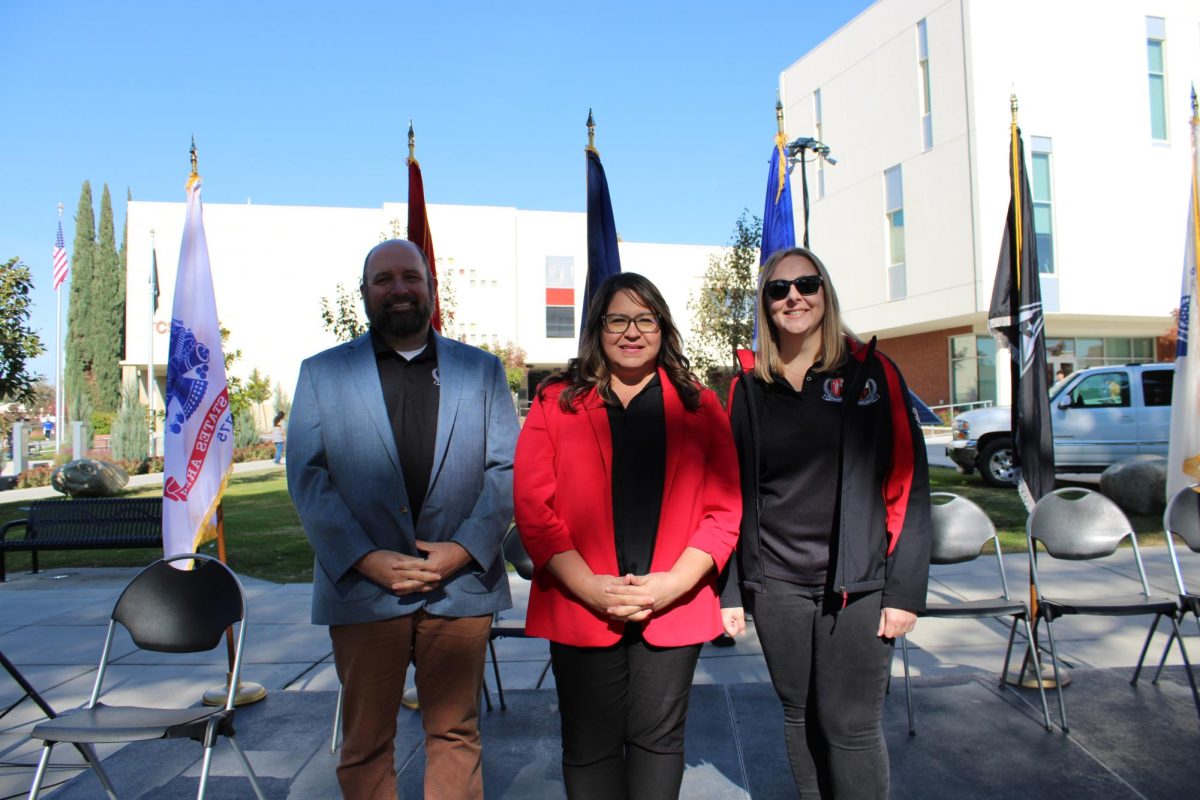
[514,369,741,647]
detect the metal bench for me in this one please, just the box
[0,497,163,581]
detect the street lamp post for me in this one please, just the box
[785,137,837,249]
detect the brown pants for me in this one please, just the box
[330,611,492,800]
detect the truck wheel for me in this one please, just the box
[978,438,1017,488]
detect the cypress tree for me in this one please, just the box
[92,184,122,411]
[117,187,130,359]
[65,181,96,414]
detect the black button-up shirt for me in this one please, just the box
[606,375,666,576]
[372,329,440,524]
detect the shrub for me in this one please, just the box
[15,465,54,488]
[89,411,115,436]
[111,383,150,462]
[232,406,260,449]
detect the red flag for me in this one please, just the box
[407,157,441,331]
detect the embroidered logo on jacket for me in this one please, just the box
[822,377,880,406]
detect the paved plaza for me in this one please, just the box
[0,544,1198,798]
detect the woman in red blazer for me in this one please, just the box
[515,272,741,799]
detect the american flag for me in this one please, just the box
[51,220,69,290]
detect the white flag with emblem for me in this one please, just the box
[162,177,234,556]
[1167,103,1200,500]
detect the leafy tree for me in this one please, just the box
[319,283,366,342]
[0,257,46,403]
[243,367,272,429]
[65,181,96,412]
[91,184,123,411]
[481,341,527,394]
[110,381,149,462]
[687,211,762,400]
[272,383,291,418]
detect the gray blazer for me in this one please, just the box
[287,330,517,625]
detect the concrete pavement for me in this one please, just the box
[0,541,1197,798]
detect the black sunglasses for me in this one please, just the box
[764,275,823,301]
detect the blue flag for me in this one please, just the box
[760,138,795,264]
[582,148,621,332]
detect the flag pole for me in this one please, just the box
[55,204,63,457]
[181,139,265,707]
[147,230,155,459]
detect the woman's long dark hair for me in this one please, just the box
[539,273,701,412]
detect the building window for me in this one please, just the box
[545,255,575,338]
[1030,137,1055,274]
[917,19,932,151]
[814,89,825,199]
[950,335,997,405]
[1146,16,1167,141]
[884,166,905,300]
[546,307,574,338]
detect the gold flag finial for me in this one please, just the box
[186,136,200,190]
[1192,83,1197,119]
[57,202,63,220]
[775,93,785,138]
[407,119,416,165]
[1010,93,1019,125]
[586,108,597,155]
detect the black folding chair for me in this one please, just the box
[485,525,551,711]
[1151,485,1200,686]
[27,553,265,799]
[1024,487,1200,731]
[899,493,1051,733]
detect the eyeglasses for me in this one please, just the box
[601,314,661,334]
[764,275,823,301]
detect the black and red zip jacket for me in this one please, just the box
[718,337,931,613]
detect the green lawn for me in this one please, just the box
[0,470,315,584]
[0,465,1167,584]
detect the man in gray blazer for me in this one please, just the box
[287,239,517,800]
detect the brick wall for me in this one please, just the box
[874,326,972,406]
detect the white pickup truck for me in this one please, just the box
[946,363,1175,487]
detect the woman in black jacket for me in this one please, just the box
[721,246,931,799]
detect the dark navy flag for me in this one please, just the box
[988,121,1055,508]
[150,247,160,313]
[761,138,795,264]
[582,148,621,332]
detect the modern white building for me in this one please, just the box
[120,199,722,427]
[778,0,1198,408]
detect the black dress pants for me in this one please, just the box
[550,626,702,800]
[753,579,892,799]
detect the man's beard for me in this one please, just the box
[366,293,432,339]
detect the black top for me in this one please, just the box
[372,329,440,524]
[756,367,843,586]
[606,375,666,576]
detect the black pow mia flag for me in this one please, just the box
[988,121,1056,509]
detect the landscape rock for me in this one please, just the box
[1099,455,1167,517]
[50,459,129,497]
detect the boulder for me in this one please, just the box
[1099,455,1167,517]
[51,459,130,498]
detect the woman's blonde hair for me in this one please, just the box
[753,246,857,383]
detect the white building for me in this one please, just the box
[778,0,1198,408]
[121,199,721,429]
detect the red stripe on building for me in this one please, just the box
[545,287,575,306]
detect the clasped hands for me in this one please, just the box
[355,541,472,595]
[577,572,690,623]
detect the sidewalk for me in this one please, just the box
[1,547,1198,798]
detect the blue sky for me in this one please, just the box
[1,0,874,383]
